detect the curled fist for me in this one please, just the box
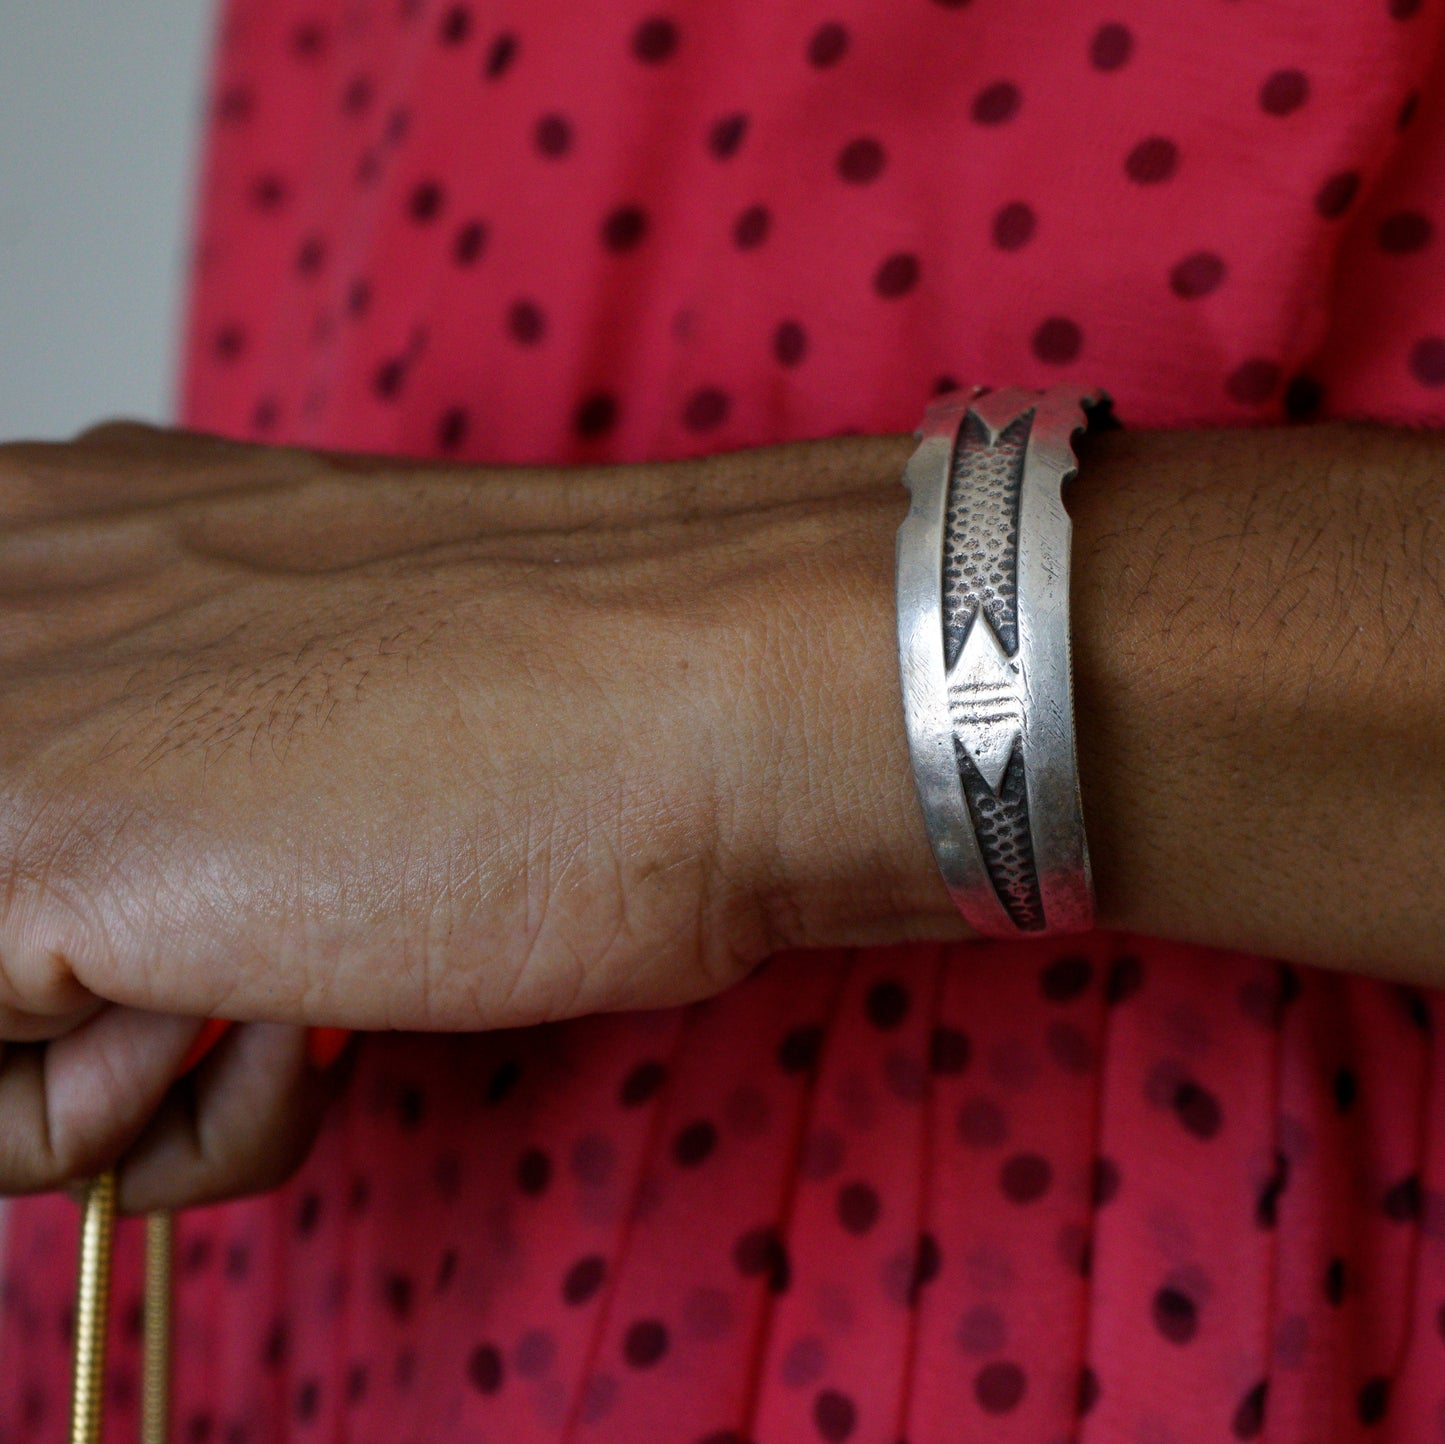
[0,421,941,1210]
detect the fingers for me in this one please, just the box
[0,1007,204,1192]
[113,1021,340,1215]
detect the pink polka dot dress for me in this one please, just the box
[7,1,1445,1439]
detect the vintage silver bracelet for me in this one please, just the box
[895,384,1109,937]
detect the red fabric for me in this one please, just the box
[7,2,1445,1439]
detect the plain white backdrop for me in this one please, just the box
[0,0,213,1263]
[0,0,212,439]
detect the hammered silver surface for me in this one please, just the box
[941,410,1031,669]
[956,737,1044,931]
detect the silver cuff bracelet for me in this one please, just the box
[895,384,1108,938]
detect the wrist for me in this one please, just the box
[714,433,973,958]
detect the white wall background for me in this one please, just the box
[0,0,212,440]
[0,0,213,1265]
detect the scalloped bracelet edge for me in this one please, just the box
[894,383,1109,938]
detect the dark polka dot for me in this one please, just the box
[1399,89,1420,128]
[381,1273,414,1322]
[1383,1173,1422,1222]
[620,1059,667,1106]
[346,1360,369,1403]
[972,81,1021,125]
[1077,1364,1101,1416]
[1232,1379,1268,1439]
[575,392,619,438]
[296,1192,322,1238]
[1283,373,1325,421]
[1040,954,1092,1001]
[342,74,374,115]
[1260,69,1309,116]
[1091,1155,1121,1206]
[778,1023,824,1073]
[383,107,411,146]
[184,1412,215,1442]
[1032,317,1082,365]
[734,204,771,248]
[733,1225,791,1292]
[1173,1078,1223,1138]
[438,5,471,44]
[1358,1375,1390,1425]
[632,17,679,63]
[1046,1020,1094,1074]
[838,137,886,184]
[1333,1066,1357,1112]
[603,205,649,252]
[435,1249,458,1292]
[507,299,547,345]
[1324,1257,1346,1306]
[1125,136,1178,184]
[436,407,468,451]
[562,1255,606,1306]
[975,1360,1026,1413]
[683,388,730,433]
[1255,1150,1288,1227]
[1315,170,1361,219]
[214,324,246,362]
[1225,355,1283,406]
[999,1152,1052,1203]
[347,1178,370,1214]
[813,1389,857,1441]
[1089,22,1133,71]
[514,1328,556,1378]
[453,219,488,265]
[958,1096,1009,1148]
[708,112,748,159]
[1391,0,1422,17]
[808,22,849,67]
[483,32,518,80]
[874,252,919,298]
[837,1181,881,1234]
[1409,336,1445,386]
[1170,251,1226,298]
[773,320,808,367]
[1152,1286,1198,1344]
[1105,954,1143,1003]
[623,1319,669,1368]
[673,1118,719,1166]
[292,22,326,59]
[516,1147,552,1196]
[294,1379,321,1424]
[215,84,254,125]
[865,979,909,1029]
[930,1025,971,1074]
[296,234,327,276]
[535,113,573,157]
[1381,208,1439,255]
[346,277,372,318]
[372,356,407,401]
[485,1059,522,1104]
[991,201,1035,251]
[250,173,288,211]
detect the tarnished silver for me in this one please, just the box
[895,384,1106,937]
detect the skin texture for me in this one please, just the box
[0,418,1441,1211]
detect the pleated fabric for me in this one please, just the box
[6,2,1445,1440]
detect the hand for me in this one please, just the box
[0,420,948,1207]
[2,1006,344,1214]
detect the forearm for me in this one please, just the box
[758,423,1445,983]
[4,420,1443,1042]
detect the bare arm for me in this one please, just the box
[0,417,1440,1210]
